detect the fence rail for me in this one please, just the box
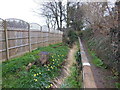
[0,18,63,61]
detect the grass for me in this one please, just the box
[60,50,81,88]
[2,43,69,88]
[60,64,81,88]
[88,49,108,69]
[88,49,120,89]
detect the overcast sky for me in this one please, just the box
[0,0,46,26]
[0,0,116,26]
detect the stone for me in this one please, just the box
[39,51,49,65]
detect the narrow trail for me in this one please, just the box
[52,44,78,88]
[82,40,116,88]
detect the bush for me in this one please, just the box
[82,28,120,78]
[63,30,78,47]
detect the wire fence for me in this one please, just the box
[0,18,63,61]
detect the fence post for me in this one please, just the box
[4,20,9,60]
[28,24,31,52]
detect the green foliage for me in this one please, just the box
[65,30,78,47]
[70,20,84,31]
[75,49,82,70]
[60,64,81,88]
[60,49,82,88]
[88,49,108,69]
[2,43,69,88]
[82,28,93,41]
[115,82,120,89]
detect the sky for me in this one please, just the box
[0,0,46,26]
[0,0,116,26]
[0,0,67,26]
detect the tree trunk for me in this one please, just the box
[59,2,62,31]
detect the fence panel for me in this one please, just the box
[30,23,42,50]
[6,18,29,59]
[0,19,6,61]
[0,18,63,61]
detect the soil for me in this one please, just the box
[82,40,117,88]
[51,41,117,88]
[51,44,78,88]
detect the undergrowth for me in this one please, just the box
[115,82,120,89]
[60,49,81,88]
[88,49,108,69]
[60,64,81,88]
[2,43,69,88]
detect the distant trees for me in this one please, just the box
[6,19,28,29]
[40,1,120,77]
[81,1,120,76]
[67,2,84,31]
[41,1,66,31]
[40,1,84,31]
[81,2,117,35]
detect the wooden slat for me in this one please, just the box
[0,22,63,61]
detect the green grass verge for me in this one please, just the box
[2,43,69,88]
[60,49,81,88]
[60,64,81,88]
[88,49,107,69]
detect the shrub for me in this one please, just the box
[82,28,120,77]
[63,30,78,47]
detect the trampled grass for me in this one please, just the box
[2,43,69,88]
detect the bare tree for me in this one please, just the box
[81,2,117,35]
[39,1,66,31]
[66,2,84,30]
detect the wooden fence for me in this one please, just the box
[0,18,63,61]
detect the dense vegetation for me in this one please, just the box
[2,43,69,88]
[63,30,78,47]
[82,28,120,88]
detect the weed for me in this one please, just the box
[2,43,69,88]
[60,64,81,88]
[60,50,82,88]
[115,82,120,89]
[88,49,108,69]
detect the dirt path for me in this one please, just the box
[52,44,78,88]
[82,40,117,88]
